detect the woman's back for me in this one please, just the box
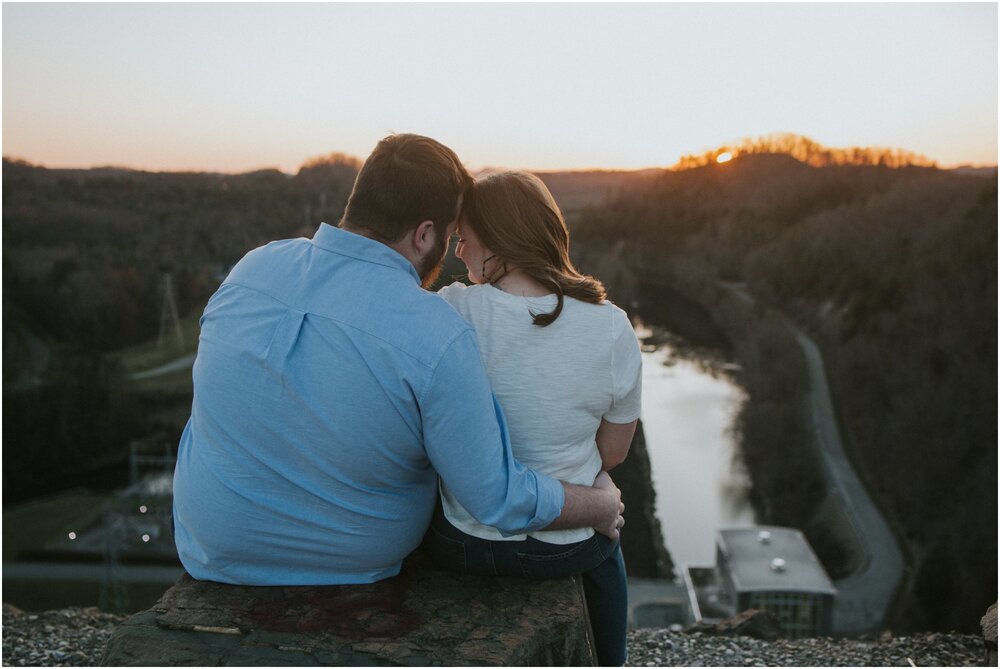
[438,282,642,543]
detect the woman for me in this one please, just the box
[427,170,642,666]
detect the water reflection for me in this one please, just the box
[639,336,756,567]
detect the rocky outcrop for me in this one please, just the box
[100,549,595,666]
[684,609,783,641]
[982,603,997,666]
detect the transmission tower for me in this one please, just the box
[157,273,184,349]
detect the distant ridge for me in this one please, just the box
[673,132,939,170]
[949,165,998,177]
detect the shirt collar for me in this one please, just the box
[311,223,420,283]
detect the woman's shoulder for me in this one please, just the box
[557,297,635,342]
[591,299,638,341]
[566,295,631,322]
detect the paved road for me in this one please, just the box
[4,562,184,584]
[721,283,904,636]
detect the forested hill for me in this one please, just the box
[567,154,997,634]
[2,155,359,356]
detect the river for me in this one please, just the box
[637,327,757,568]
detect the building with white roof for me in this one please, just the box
[685,526,837,637]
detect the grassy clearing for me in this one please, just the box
[110,308,204,376]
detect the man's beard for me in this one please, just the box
[417,232,448,289]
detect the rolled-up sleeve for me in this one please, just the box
[420,329,564,535]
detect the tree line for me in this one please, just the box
[672,132,937,170]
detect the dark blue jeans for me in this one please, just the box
[425,505,628,666]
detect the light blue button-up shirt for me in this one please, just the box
[172,223,565,585]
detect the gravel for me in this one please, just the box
[2,604,125,667]
[627,627,987,667]
[2,603,988,666]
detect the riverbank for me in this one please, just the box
[635,325,754,568]
[627,278,856,575]
[2,605,987,667]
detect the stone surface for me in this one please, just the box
[100,549,595,666]
[685,608,783,641]
[982,603,997,666]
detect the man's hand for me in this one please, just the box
[545,472,625,539]
[593,471,625,540]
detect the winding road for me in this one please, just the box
[721,283,904,636]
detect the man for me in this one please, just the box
[172,134,623,585]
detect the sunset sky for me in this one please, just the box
[3,3,997,173]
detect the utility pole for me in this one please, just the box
[100,505,127,614]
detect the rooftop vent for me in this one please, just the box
[757,530,771,544]
[770,557,787,573]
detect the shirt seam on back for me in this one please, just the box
[224,279,466,370]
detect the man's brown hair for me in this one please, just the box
[341,134,473,244]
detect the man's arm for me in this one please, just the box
[545,471,625,539]
[422,331,566,535]
[424,330,629,538]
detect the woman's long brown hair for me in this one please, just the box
[465,170,606,326]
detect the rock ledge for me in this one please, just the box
[99,549,594,666]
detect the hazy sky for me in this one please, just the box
[3,3,997,173]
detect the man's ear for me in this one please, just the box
[411,220,436,255]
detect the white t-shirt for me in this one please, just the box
[437,281,643,544]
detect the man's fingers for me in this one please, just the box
[596,527,619,540]
[592,471,624,540]
[593,471,614,490]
